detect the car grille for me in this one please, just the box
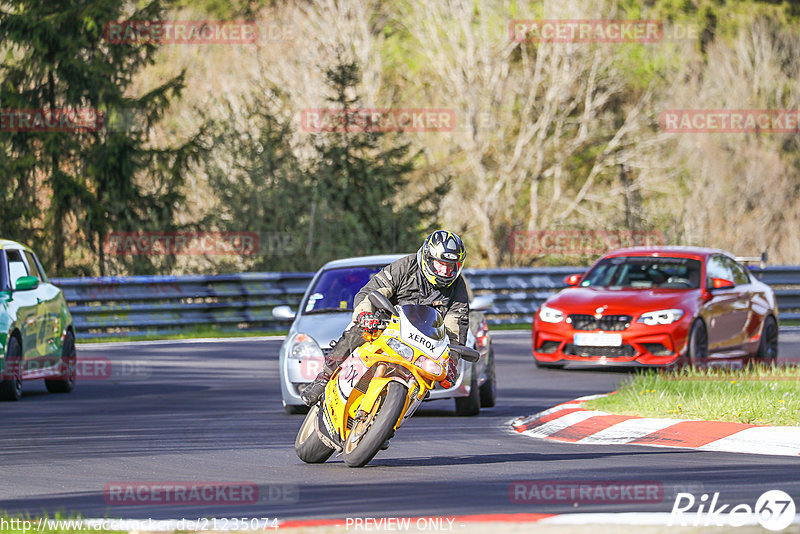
[563,344,636,358]
[537,340,560,354]
[568,314,632,331]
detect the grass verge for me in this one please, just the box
[583,366,800,426]
[487,322,531,331]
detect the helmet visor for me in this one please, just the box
[432,259,458,277]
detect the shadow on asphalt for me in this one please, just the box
[372,449,690,468]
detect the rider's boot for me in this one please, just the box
[302,327,366,406]
[301,365,334,406]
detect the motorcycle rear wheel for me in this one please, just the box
[343,382,407,467]
[295,404,335,463]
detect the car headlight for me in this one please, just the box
[287,333,323,359]
[387,337,414,361]
[538,305,564,323]
[638,309,685,326]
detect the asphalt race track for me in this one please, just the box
[2,331,799,521]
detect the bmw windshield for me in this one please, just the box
[303,266,381,314]
[581,256,702,289]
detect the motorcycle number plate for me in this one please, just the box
[337,355,368,399]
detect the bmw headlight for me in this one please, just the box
[538,305,565,324]
[387,337,414,361]
[638,309,685,326]
[288,333,323,359]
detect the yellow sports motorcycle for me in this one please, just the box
[295,291,480,467]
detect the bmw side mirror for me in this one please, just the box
[14,275,39,291]
[563,273,583,287]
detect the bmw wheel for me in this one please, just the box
[687,319,708,367]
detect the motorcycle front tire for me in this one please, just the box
[344,381,407,467]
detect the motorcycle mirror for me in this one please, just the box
[450,344,480,363]
[368,291,396,315]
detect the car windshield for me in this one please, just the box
[399,304,445,341]
[581,256,702,289]
[303,266,381,314]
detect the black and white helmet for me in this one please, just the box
[417,230,466,288]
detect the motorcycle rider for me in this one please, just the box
[301,230,470,406]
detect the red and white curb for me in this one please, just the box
[510,394,800,457]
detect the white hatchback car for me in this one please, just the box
[274,254,495,416]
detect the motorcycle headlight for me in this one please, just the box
[287,333,323,359]
[638,309,685,326]
[387,337,414,361]
[538,305,564,324]
[415,355,442,375]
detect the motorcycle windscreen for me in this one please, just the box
[398,304,445,340]
[397,304,448,358]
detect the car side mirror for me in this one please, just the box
[469,294,493,312]
[563,273,583,287]
[450,344,480,363]
[272,305,296,320]
[709,278,734,290]
[14,275,39,291]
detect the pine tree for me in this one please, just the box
[306,60,444,266]
[0,0,200,275]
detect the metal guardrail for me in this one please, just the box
[52,273,312,338]
[51,266,800,338]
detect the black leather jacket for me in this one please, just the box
[352,254,470,345]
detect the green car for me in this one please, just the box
[0,239,76,401]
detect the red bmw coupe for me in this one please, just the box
[532,247,779,368]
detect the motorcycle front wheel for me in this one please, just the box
[343,381,407,467]
[295,404,335,463]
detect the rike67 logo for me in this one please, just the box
[669,490,796,531]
